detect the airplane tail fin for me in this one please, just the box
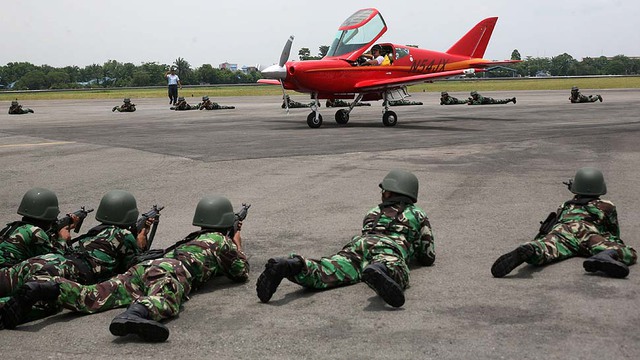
[446,17,498,58]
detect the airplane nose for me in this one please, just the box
[261,64,287,80]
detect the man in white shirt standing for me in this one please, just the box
[165,67,182,105]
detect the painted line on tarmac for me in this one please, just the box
[0,141,75,148]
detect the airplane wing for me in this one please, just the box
[257,79,282,85]
[354,69,480,92]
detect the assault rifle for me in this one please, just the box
[230,203,251,238]
[137,205,165,251]
[57,206,94,234]
[563,179,573,191]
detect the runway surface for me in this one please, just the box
[1,89,638,359]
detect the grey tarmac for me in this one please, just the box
[0,90,638,359]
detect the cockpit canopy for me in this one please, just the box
[325,8,387,61]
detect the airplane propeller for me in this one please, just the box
[261,35,295,113]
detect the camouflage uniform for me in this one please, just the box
[198,96,235,110]
[170,97,198,111]
[282,95,314,108]
[47,231,248,321]
[468,91,516,105]
[0,225,141,297]
[0,222,67,269]
[440,92,467,105]
[8,101,34,114]
[112,99,136,112]
[526,197,636,266]
[570,87,602,103]
[287,199,434,290]
[325,99,371,107]
[387,99,423,106]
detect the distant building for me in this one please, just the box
[219,62,238,71]
[241,65,258,73]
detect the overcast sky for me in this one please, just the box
[3,0,638,69]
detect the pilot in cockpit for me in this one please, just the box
[364,45,385,66]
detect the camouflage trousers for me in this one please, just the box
[526,223,637,266]
[289,235,410,290]
[0,253,84,297]
[441,97,468,105]
[572,95,599,103]
[113,106,136,112]
[388,100,423,106]
[202,103,235,110]
[54,258,191,321]
[471,98,512,105]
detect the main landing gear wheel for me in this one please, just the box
[335,109,349,125]
[307,112,323,128]
[382,111,397,127]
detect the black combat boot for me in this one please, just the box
[512,97,517,104]
[109,303,169,342]
[361,263,405,308]
[256,257,303,303]
[362,263,404,307]
[491,244,536,278]
[0,281,59,329]
[583,249,629,278]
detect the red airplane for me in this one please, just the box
[259,8,519,128]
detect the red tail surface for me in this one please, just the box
[446,17,498,58]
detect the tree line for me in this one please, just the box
[0,57,262,90]
[3,50,639,90]
[501,50,640,77]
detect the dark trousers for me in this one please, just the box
[168,85,178,104]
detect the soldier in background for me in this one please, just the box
[1,196,249,343]
[440,91,467,105]
[8,100,34,114]
[468,91,516,105]
[569,86,602,103]
[256,170,435,308]
[112,98,137,112]
[170,97,198,111]
[325,99,371,107]
[282,95,315,109]
[198,96,235,110]
[491,167,636,279]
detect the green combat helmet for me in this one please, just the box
[571,86,579,92]
[17,188,60,221]
[95,190,139,226]
[379,169,419,203]
[470,91,478,97]
[123,98,131,103]
[11,100,18,106]
[177,97,185,102]
[192,195,235,229]
[202,96,209,101]
[441,91,448,96]
[570,167,607,196]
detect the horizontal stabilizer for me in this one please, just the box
[446,17,498,58]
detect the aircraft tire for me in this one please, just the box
[335,109,349,125]
[307,112,323,128]
[382,111,398,127]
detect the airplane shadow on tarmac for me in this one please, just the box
[271,120,481,132]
